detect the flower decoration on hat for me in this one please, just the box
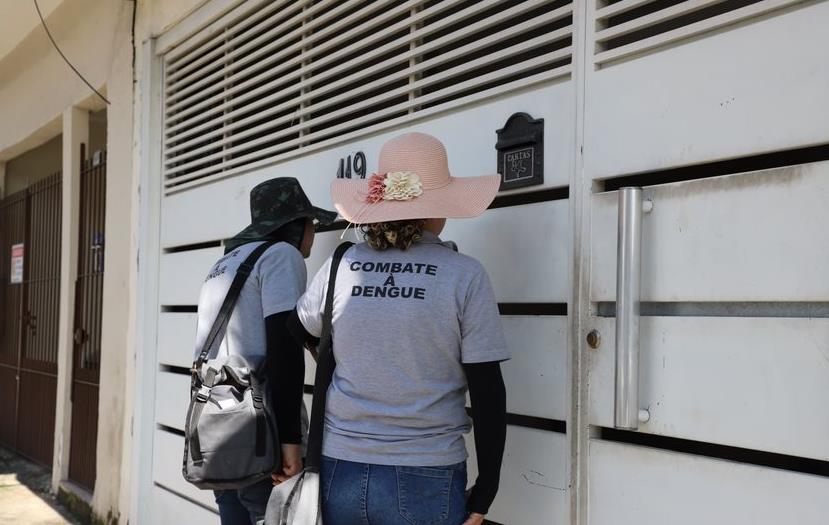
[366,171,423,203]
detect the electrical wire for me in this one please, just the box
[130,0,137,85]
[33,0,111,105]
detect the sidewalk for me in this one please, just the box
[0,446,80,525]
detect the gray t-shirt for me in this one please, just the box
[296,231,509,466]
[194,241,306,367]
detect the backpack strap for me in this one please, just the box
[192,240,278,374]
[304,241,353,471]
[186,366,219,463]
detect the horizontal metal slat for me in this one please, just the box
[594,0,728,43]
[590,440,829,525]
[594,0,656,20]
[594,0,802,65]
[164,51,570,181]
[164,0,502,130]
[165,0,306,83]
[165,0,570,136]
[167,0,397,93]
[591,163,829,302]
[165,26,571,167]
[162,0,274,63]
[165,0,429,107]
[163,66,569,193]
[158,247,223,305]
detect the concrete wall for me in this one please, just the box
[5,135,62,195]
[89,109,107,158]
[0,0,116,161]
[4,112,103,196]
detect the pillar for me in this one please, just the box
[52,107,89,490]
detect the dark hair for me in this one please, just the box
[361,220,425,251]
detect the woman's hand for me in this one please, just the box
[271,444,302,484]
[462,512,486,525]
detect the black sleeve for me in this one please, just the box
[287,308,320,348]
[463,361,507,515]
[265,311,305,444]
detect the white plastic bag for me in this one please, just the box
[262,470,322,525]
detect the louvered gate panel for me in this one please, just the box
[593,0,803,65]
[163,0,574,193]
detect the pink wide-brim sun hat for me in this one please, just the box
[330,132,500,224]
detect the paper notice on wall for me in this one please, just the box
[10,244,23,284]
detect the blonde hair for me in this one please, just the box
[361,220,425,251]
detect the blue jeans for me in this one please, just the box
[214,478,273,525]
[321,455,468,525]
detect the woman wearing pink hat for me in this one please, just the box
[287,132,509,525]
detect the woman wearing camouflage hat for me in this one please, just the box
[193,177,336,524]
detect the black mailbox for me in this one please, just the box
[496,112,544,191]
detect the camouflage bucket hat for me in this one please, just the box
[226,177,338,247]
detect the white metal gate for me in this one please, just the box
[135,1,829,524]
[579,0,829,523]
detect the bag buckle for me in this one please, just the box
[194,385,211,403]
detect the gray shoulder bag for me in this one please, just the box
[182,241,280,490]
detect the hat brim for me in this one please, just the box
[330,175,500,224]
[228,206,338,242]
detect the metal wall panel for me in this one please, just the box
[584,1,829,179]
[589,316,829,461]
[466,427,568,525]
[151,485,219,525]
[589,440,829,525]
[154,371,190,431]
[591,164,829,302]
[153,429,217,510]
[441,201,569,303]
[157,312,198,369]
[497,316,567,421]
[158,247,224,306]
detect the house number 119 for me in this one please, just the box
[336,151,367,179]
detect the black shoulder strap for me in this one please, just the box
[305,241,353,471]
[193,240,278,372]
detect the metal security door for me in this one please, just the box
[0,190,27,448]
[17,174,62,466]
[68,152,106,490]
[0,173,62,466]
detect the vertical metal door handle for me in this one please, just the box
[614,187,647,430]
